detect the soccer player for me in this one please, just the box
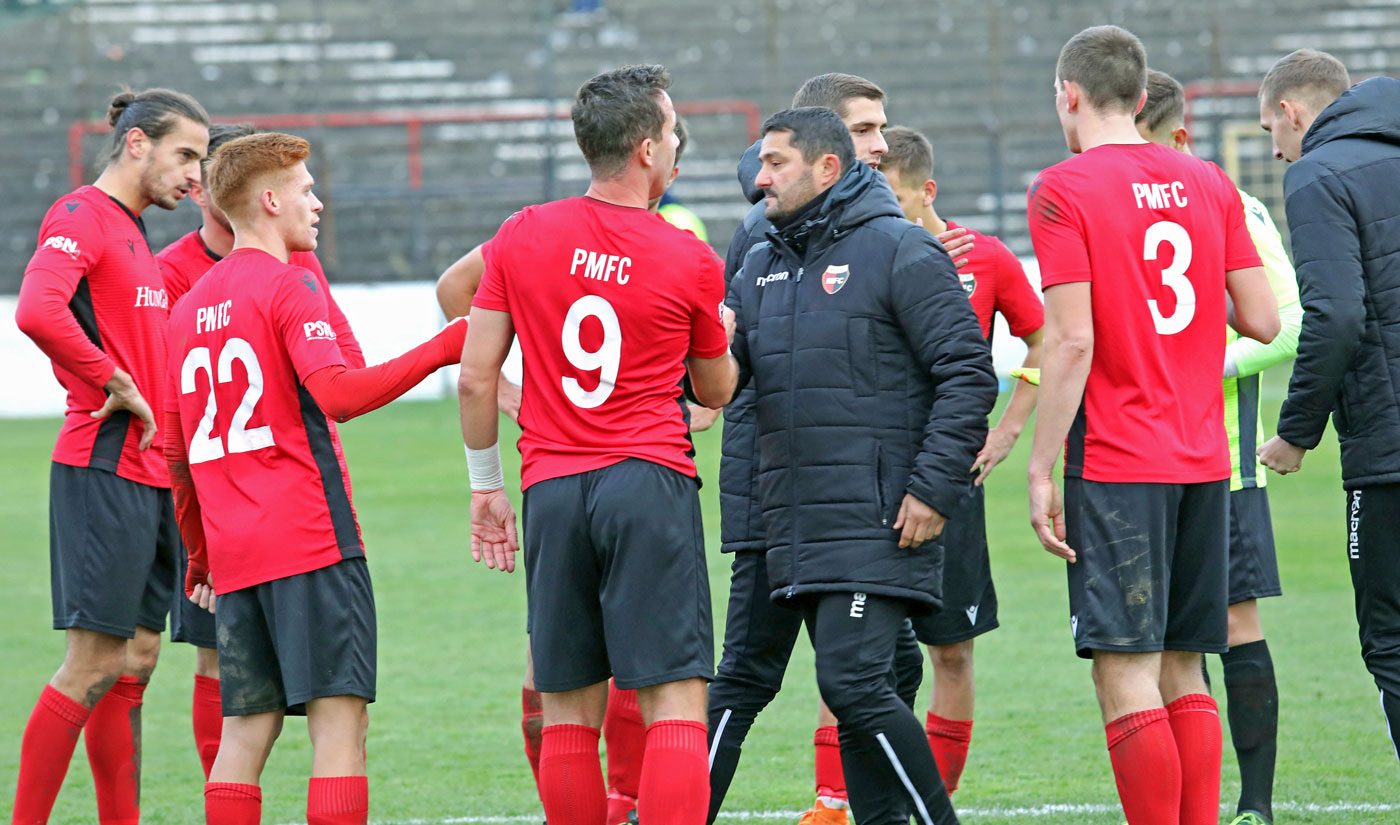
[879,125,1045,795]
[459,65,736,825]
[156,121,367,779]
[707,73,972,825]
[1025,26,1279,825]
[164,132,468,825]
[436,114,709,824]
[1255,51,1400,771]
[1134,69,1303,825]
[12,87,209,825]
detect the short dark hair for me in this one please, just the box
[674,114,689,163]
[1260,49,1351,111]
[105,87,209,161]
[1056,25,1147,113]
[792,73,886,119]
[572,64,671,179]
[1136,69,1186,135]
[761,107,856,174]
[881,126,933,184]
[203,122,257,182]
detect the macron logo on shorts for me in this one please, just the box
[41,235,80,260]
[965,604,979,625]
[303,320,337,342]
[850,592,867,619]
[1071,614,1079,639]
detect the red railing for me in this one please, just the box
[69,99,763,190]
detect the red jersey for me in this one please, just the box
[474,196,729,490]
[16,186,171,487]
[165,248,360,593]
[1028,143,1262,483]
[946,220,1044,341]
[157,228,366,368]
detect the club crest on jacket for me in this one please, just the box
[822,264,850,294]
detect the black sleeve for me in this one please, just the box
[726,264,753,395]
[889,228,999,518]
[1277,173,1366,450]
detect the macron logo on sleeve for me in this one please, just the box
[40,235,80,260]
[304,320,337,342]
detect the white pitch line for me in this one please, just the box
[274,800,1400,825]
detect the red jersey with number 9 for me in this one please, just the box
[165,248,361,593]
[474,197,729,490]
[1027,143,1262,483]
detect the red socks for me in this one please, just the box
[603,682,645,823]
[85,675,146,825]
[308,775,369,825]
[12,685,90,825]
[540,724,607,825]
[1167,694,1222,825]
[637,720,710,825]
[812,725,846,801]
[925,713,973,794]
[205,782,261,825]
[523,687,545,795]
[1105,708,1181,825]
[193,674,223,779]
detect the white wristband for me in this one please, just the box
[466,443,505,491]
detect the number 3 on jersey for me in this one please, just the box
[561,295,622,409]
[1144,220,1194,335]
[181,337,276,464]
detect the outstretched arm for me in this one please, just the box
[303,318,467,422]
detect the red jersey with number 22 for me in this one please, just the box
[165,249,360,593]
[1027,143,1261,484]
[473,197,729,490]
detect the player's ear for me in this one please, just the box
[1133,88,1147,117]
[923,179,937,207]
[1280,98,1306,132]
[639,135,656,169]
[190,179,208,208]
[260,187,279,217]
[125,127,149,160]
[1171,126,1190,152]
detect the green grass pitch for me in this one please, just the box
[1,373,1395,823]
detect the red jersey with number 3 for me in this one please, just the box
[165,248,361,593]
[473,196,729,490]
[1027,143,1261,483]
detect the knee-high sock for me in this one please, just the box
[85,675,145,825]
[637,720,710,825]
[12,686,90,825]
[205,782,261,825]
[193,674,223,780]
[924,714,973,794]
[1221,640,1277,818]
[1105,708,1180,825]
[603,681,645,822]
[813,725,846,802]
[540,724,607,825]
[307,775,369,825]
[1166,695,1221,825]
[523,687,545,795]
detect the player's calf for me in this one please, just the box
[636,678,710,825]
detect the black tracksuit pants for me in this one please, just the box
[1347,485,1400,770]
[706,550,929,823]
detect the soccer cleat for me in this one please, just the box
[1010,367,1040,386]
[797,798,849,825]
[1229,813,1272,825]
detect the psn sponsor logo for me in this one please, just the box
[303,320,338,342]
[41,235,80,260]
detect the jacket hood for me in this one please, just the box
[763,158,905,261]
[1303,76,1400,155]
[737,139,765,205]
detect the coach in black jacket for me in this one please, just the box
[1256,55,1400,764]
[726,107,995,825]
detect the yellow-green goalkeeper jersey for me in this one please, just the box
[1225,189,1303,491]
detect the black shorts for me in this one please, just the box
[1065,478,1228,659]
[49,463,176,637]
[171,538,218,649]
[215,558,376,716]
[1227,485,1282,605]
[911,484,999,646]
[523,459,713,693]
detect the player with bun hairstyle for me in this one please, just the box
[13,86,208,825]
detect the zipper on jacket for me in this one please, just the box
[796,266,804,282]
[874,443,888,527]
[786,260,803,594]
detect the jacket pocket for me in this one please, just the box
[848,317,878,397]
[873,441,889,527]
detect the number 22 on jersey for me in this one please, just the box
[181,337,277,464]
